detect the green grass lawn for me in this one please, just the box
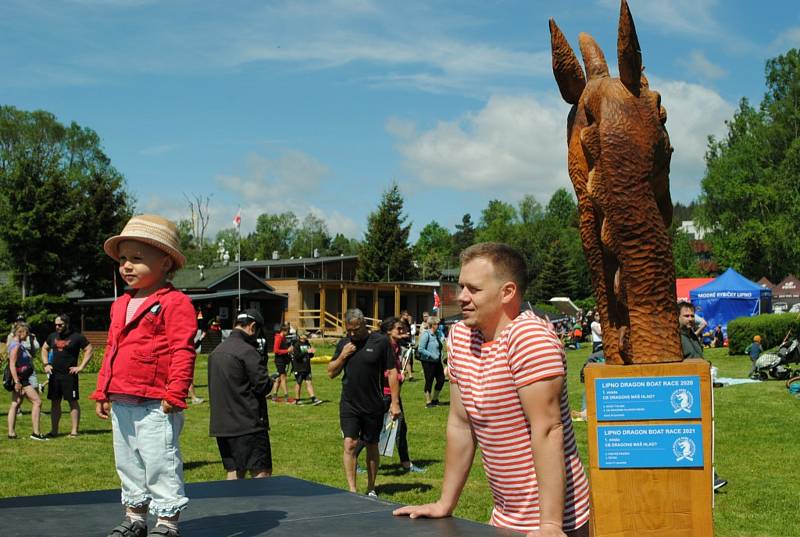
[0,345,797,536]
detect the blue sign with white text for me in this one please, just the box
[597,424,704,469]
[594,375,701,421]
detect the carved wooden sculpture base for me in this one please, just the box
[584,360,714,537]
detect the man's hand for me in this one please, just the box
[341,342,357,358]
[526,522,566,537]
[95,400,111,419]
[392,500,451,520]
[389,401,401,420]
[161,399,175,413]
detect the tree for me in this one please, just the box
[695,50,800,282]
[475,200,518,243]
[329,233,360,256]
[250,212,299,259]
[358,183,417,282]
[545,188,578,228]
[538,239,577,301]
[414,221,454,279]
[0,106,133,297]
[290,213,332,258]
[452,213,476,255]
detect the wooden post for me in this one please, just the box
[584,359,714,537]
[394,284,401,317]
[341,285,348,329]
[320,286,326,332]
[372,287,379,322]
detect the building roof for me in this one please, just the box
[171,266,273,291]
[77,288,287,306]
[240,255,358,268]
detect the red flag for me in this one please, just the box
[433,289,441,310]
[233,209,241,229]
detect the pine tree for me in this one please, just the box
[537,239,577,301]
[452,213,476,255]
[358,184,417,282]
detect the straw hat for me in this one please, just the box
[104,214,186,269]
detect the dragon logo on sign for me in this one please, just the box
[672,437,696,462]
[671,389,693,414]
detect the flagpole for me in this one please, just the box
[237,207,242,312]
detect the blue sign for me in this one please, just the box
[598,424,704,469]
[594,376,701,421]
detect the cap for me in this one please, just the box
[236,309,265,327]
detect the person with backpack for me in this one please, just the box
[417,316,446,408]
[6,322,47,440]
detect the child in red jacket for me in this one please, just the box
[91,214,197,537]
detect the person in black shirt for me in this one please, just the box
[327,308,400,497]
[40,314,93,437]
[208,309,273,479]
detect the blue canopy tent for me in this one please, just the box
[689,268,772,335]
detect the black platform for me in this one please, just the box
[0,476,515,536]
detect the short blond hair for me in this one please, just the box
[460,242,528,294]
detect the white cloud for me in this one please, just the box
[678,50,727,80]
[652,76,735,200]
[772,26,800,51]
[388,94,572,199]
[389,79,734,203]
[597,0,721,36]
[215,149,329,199]
[139,144,179,156]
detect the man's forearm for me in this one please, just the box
[327,356,346,378]
[388,370,400,404]
[78,346,94,370]
[531,424,566,528]
[438,418,476,513]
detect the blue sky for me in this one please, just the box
[2,0,798,241]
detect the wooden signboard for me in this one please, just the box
[584,359,714,537]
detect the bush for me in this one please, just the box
[574,297,597,312]
[727,313,800,354]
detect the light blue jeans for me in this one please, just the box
[111,401,188,517]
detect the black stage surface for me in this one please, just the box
[0,476,516,536]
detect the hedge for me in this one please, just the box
[727,313,800,355]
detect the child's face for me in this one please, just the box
[118,240,172,290]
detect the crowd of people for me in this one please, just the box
[2,213,600,537]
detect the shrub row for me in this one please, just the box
[727,313,800,355]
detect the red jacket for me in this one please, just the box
[273,332,289,356]
[90,285,197,409]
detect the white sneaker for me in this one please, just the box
[367,490,378,498]
[192,397,204,405]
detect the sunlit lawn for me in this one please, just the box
[0,345,795,536]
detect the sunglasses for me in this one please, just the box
[55,323,65,327]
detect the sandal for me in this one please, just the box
[108,518,147,537]
[148,525,180,537]
[68,433,79,438]
[7,434,17,439]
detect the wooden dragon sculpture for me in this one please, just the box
[549,0,682,364]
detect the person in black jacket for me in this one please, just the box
[208,309,273,479]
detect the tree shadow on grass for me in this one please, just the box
[184,460,218,471]
[375,482,434,495]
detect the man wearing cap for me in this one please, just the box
[208,309,274,479]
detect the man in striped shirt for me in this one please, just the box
[394,242,590,536]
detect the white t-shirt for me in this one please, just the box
[591,320,602,342]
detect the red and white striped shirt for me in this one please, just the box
[448,310,590,533]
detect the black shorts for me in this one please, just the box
[47,373,79,401]
[340,410,383,444]
[294,371,311,384]
[216,431,272,472]
[275,356,289,375]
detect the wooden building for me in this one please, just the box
[242,256,440,334]
[76,265,288,348]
